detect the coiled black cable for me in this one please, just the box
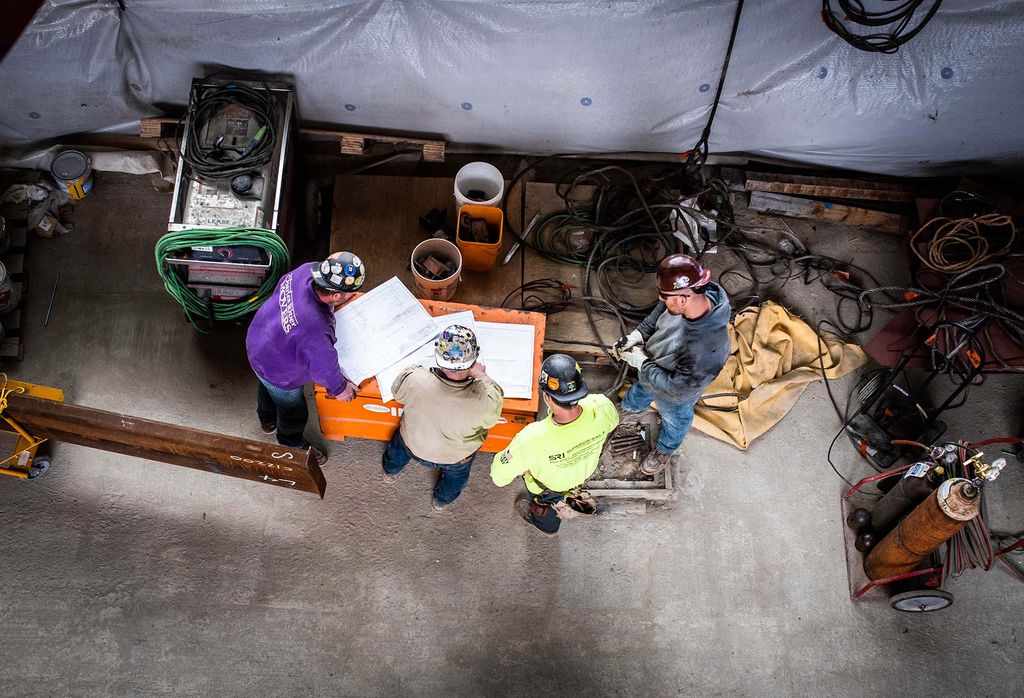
[179,82,279,181]
[822,0,943,54]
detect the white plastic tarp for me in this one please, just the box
[0,0,1022,176]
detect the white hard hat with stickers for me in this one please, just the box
[434,324,479,371]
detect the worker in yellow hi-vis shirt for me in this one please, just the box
[490,354,618,535]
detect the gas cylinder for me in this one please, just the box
[864,478,980,580]
[870,463,942,534]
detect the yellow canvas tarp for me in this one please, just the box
[692,302,866,450]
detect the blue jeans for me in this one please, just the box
[526,489,564,534]
[256,377,309,448]
[382,429,475,506]
[621,381,697,455]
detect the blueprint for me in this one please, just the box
[376,313,535,404]
[475,322,535,400]
[333,277,438,386]
[376,311,476,403]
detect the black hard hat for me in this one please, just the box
[311,251,366,293]
[538,354,588,403]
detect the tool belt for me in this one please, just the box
[528,475,597,516]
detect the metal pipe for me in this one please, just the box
[43,272,60,327]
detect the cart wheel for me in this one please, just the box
[858,369,890,405]
[889,589,954,613]
[27,458,50,479]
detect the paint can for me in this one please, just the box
[50,149,94,200]
[0,261,21,315]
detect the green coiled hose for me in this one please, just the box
[155,227,290,332]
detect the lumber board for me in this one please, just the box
[748,191,908,234]
[744,172,915,202]
[587,487,675,501]
[7,394,326,497]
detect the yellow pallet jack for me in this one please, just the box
[0,375,63,480]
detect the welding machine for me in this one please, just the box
[156,76,296,327]
[164,76,295,301]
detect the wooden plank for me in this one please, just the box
[331,130,446,161]
[745,172,915,202]
[748,191,908,234]
[587,487,675,501]
[7,394,327,497]
[587,478,662,490]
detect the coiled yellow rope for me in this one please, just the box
[910,213,1016,274]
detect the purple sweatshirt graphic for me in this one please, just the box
[246,263,348,396]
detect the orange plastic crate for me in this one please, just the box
[316,299,545,451]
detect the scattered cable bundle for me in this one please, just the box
[155,227,289,332]
[498,157,892,396]
[178,82,279,181]
[499,161,736,392]
[860,263,1024,371]
[821,0,944,54]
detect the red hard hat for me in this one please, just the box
[656,253,711,295]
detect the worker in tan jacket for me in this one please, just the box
[383,325,504,511]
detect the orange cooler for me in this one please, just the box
[316,300,545,451]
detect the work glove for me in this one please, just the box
[613,329,644,358]
[619,346,649,370]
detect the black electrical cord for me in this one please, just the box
[860,263,1024,372]
[179,82,279,181]
[686,0,745,167]
[822,0,944,54]
[498,158,889,398]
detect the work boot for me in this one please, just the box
[617,404,651,424]
[514,497,557,536]
[640,450,673,475]
[305,445,328,467]
[260,422,277,435]
[382,470,400,484]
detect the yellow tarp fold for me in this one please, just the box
[692,302,866,450]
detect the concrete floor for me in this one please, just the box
[1,173,1022,696]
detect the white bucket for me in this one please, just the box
[454,162,505,210]
[0,261,21,315]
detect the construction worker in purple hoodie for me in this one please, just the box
[245,251,365,465]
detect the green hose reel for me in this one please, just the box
[155,227,290,332]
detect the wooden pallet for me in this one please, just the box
[336,130,445,162]
[139,117,180,139]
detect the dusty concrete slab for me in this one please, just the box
[0,173,1021,696]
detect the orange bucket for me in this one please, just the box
[456,204,503,271]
